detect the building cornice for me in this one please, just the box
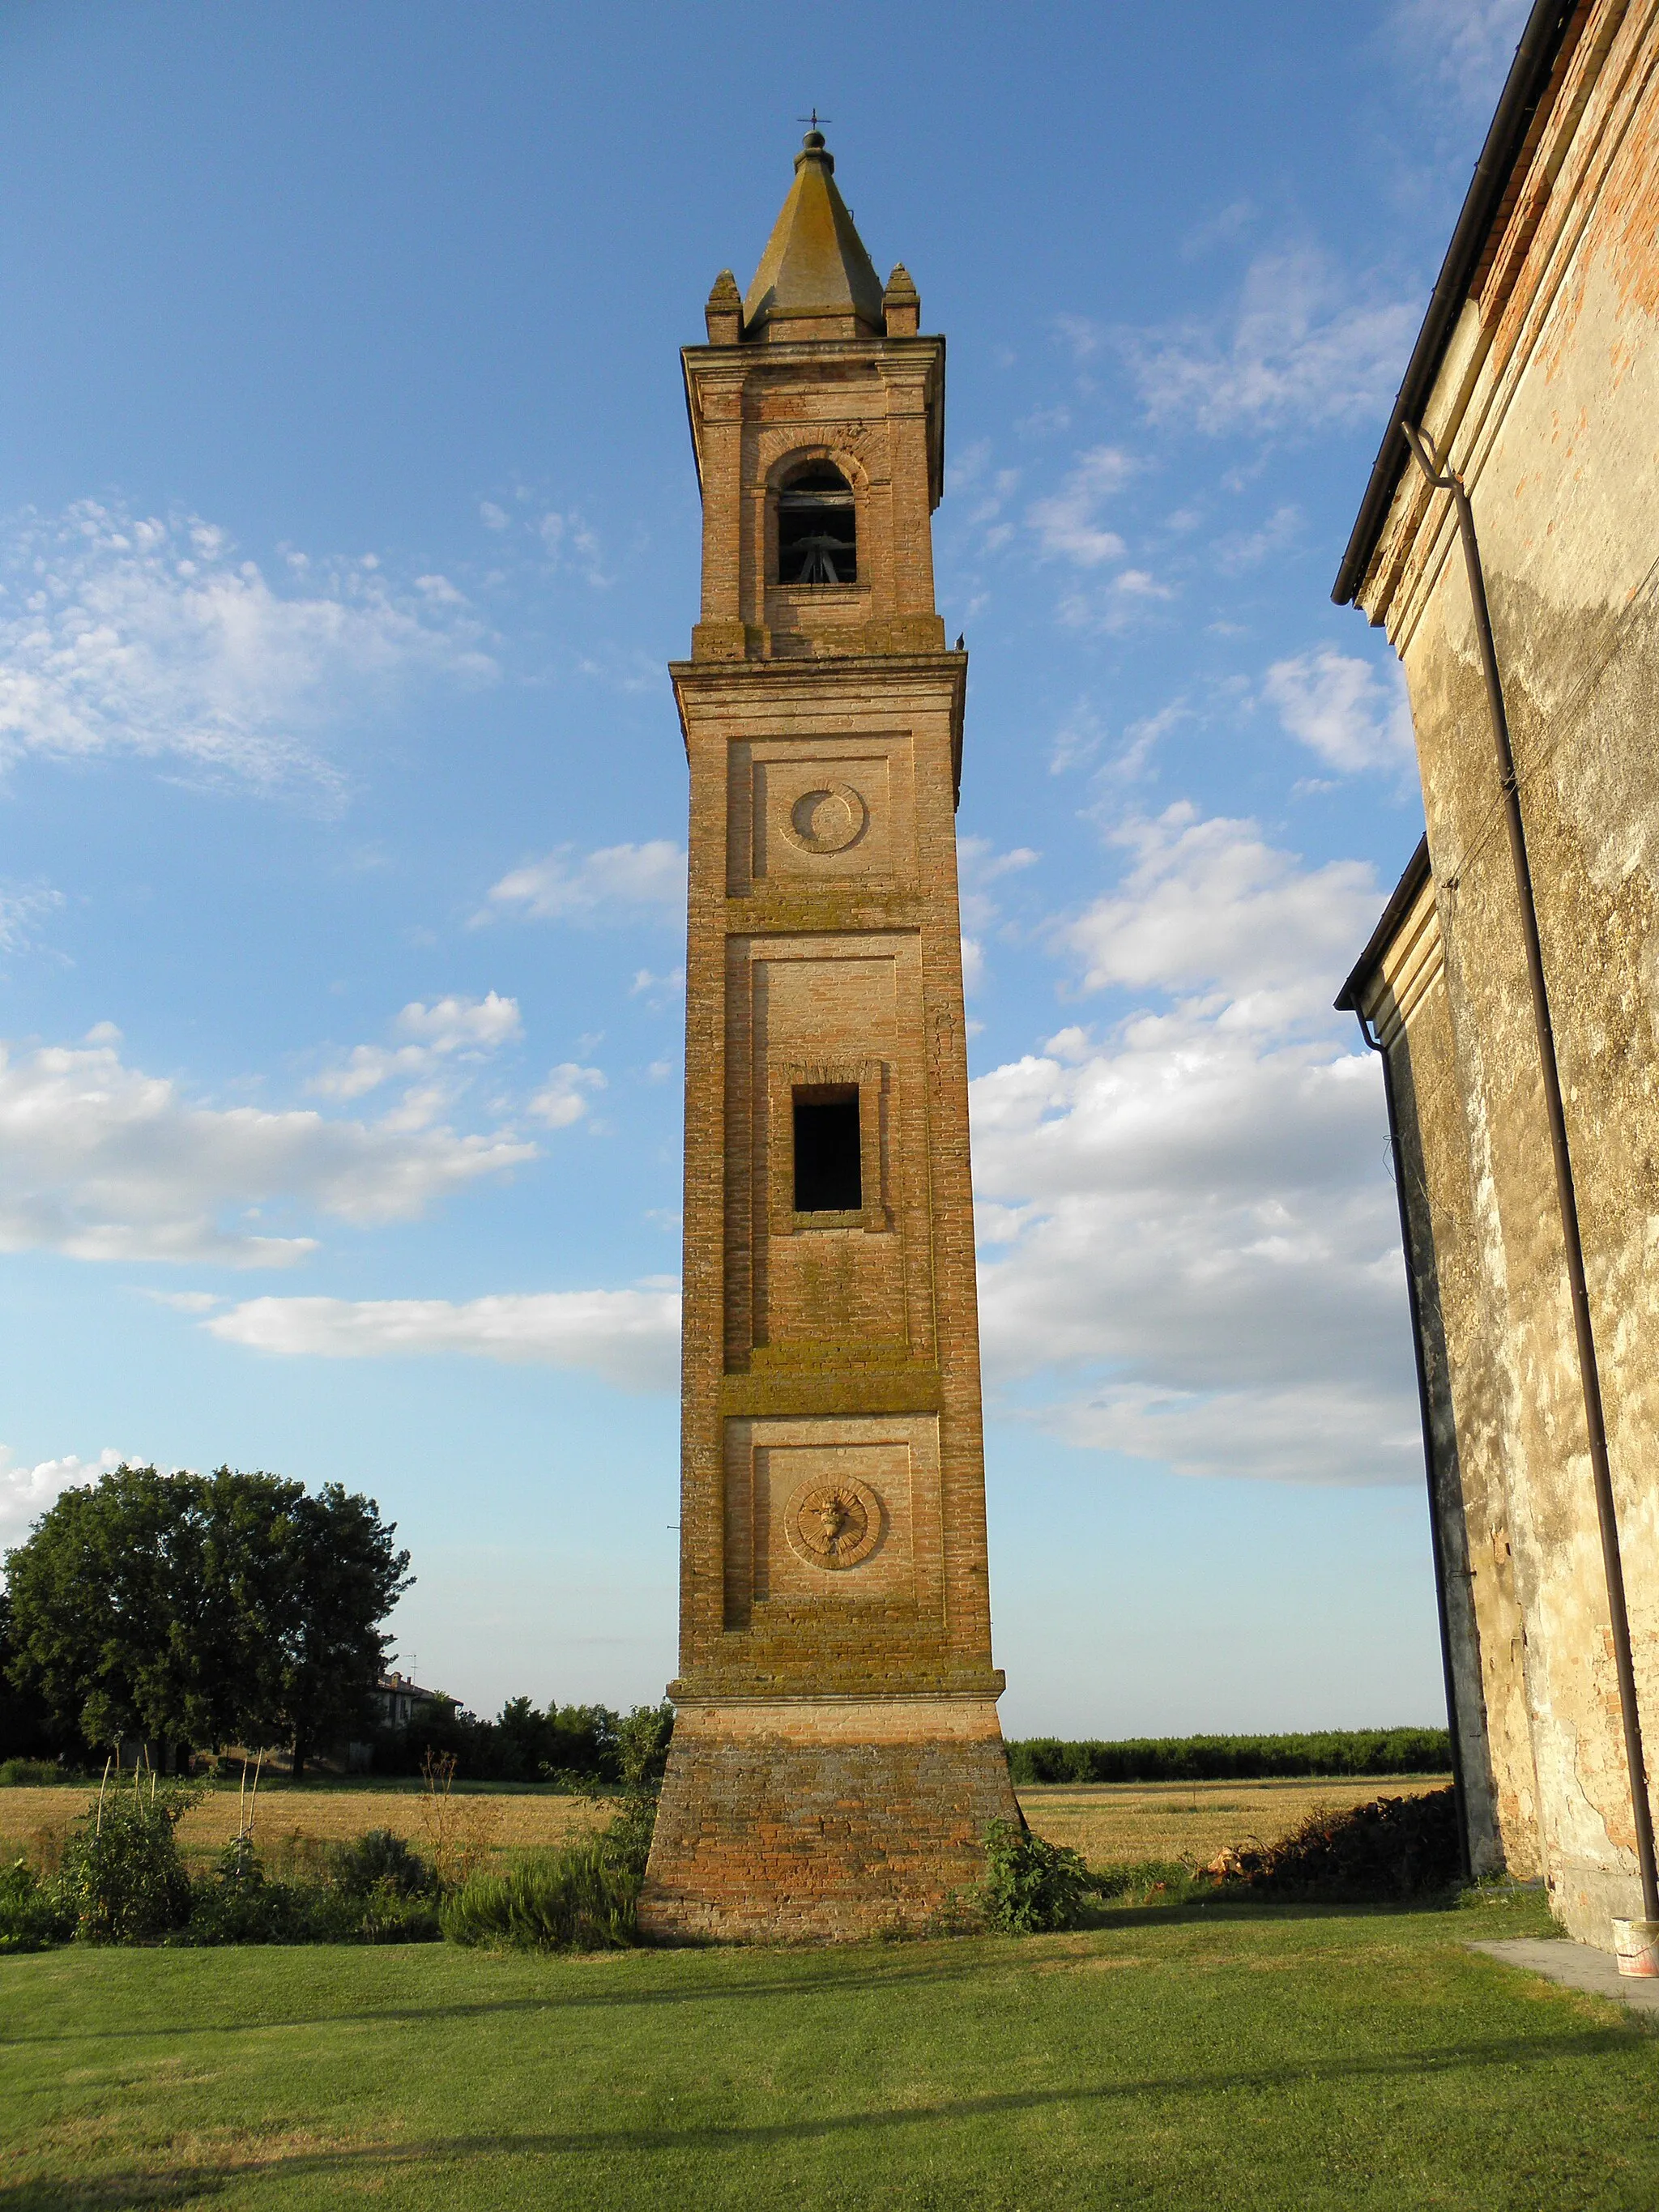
[1332,0,1584,607]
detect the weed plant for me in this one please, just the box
[979,1818,1098,1933]
[0,1758,67,1786]
[444,1791,657,1951]
[56,1779,197,1943]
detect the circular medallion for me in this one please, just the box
[783,1477,885,1571]
[785,782,868,856]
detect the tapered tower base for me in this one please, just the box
[639,1696,1019,1942]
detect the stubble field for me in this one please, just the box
[0,1771,1455,1881]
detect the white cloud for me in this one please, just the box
[1213,503,1302,574]
[957,836,1040,931]
[1128,249,1418,435]
[629,967,685,1002]
[1062,803,1380,1030]
[969,810,1413,1485]
[310,992,523,1101]
[0,879,63,956]
[1108,699,1191,782]
[480,841,686,925]
[1265,648,1414,777]
[204,1286,680,1393]
[530,1063,606,1128]
[536,509,606,584]
[1387,0,1530,110]
[1052,314,1104,361]
[1048,700,1105,777]
[1057,566,1176,636]
[1,1447,130,1549]
[1026,447,1132,566]
[0,500,498,796]
[0,1034,536,1267]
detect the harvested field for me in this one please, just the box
[1017,1774,1453,1867]
[2,1772,1455,1882]
[0,1783,612,1876]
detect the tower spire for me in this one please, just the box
[742,130,885,339]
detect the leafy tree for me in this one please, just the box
[4,1464,412,1771]
[273,1481,413,1774]
[0,1590,68,1762]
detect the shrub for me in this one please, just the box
[1218,1788,1461,1900]
[329,1826,434,1899]
[616,1703,675,1791]
[182,1835,441,1946]
[186,1842,317,1946]
[444,1840,638,1951]
[57,1784,195,1942]
[979,1818,1096,1934]
[0,1856,74,1952]
[355,1883,443,1943]
[443,1792,658,1953]
[0,1758,66,1787]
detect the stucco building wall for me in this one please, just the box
[1346,0,1659,1945]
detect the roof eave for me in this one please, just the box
[1331,0,1580,608]
[1335,834,1432,1012]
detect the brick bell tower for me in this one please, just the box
[638,130,1018,1941]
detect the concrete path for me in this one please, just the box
[1470,1937,1659,2022]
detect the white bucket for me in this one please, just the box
[1611,1918,1659,1977]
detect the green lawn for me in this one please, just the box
[3,1894,1656,2210]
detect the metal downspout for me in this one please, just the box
[1353,1006,1473,1882]
[1401,420,1659,1924]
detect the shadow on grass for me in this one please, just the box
[1,1949,993,2048]
[0,2025,1640,2207]
[1083,1894,1464,1933]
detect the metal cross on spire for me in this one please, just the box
[796,109,831,132]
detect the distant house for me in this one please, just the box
[371,1672,444,1731]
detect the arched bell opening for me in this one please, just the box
[776,462,857,586]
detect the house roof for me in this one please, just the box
[377,1673,441,1703]
[742,131,886,336]
[1330,0,1583,607]
[1335,834,1431,1012]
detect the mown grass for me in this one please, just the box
[4,1889,1657,2210]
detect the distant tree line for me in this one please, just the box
[1007,1729,1452,1785]
[377,1695,674,1789]
[2,1464,410,1772]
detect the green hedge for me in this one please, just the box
[1007,1728,1452,1785]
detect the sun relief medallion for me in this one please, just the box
[784,781,868,856]
[783,1477,884,1571]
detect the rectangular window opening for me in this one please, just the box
[793,1085,862,1213]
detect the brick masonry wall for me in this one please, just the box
[639,1698,1019,1941]
[644,285,1013,1937]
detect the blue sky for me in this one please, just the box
[0,1,1529,1733]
